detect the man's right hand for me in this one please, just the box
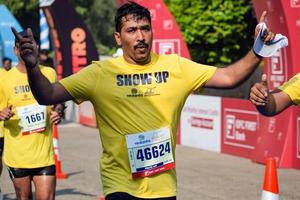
[0,106,14,121]
[249,74,269,106]
[11,27,38,69]
[253,11,275,47]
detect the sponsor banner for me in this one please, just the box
[223,109,258,150]
[181,95,221,152]
[291,0,300,7]
[297,117,300,159]
[252,0,300,86]
[252,0,300,169]
[222,98,293,166]
[266,48,288,89]
[43,0,99,79]
[252,108,293,168]
[132,162,175,178]
[221,98,258,158]
[117,0,191,59]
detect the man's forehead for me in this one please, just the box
[120,14,150,26]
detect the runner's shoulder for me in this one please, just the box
[39,65,55,73]
[39,65,56,77]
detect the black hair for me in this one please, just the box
[2,57,12,63]
[115,1,151,32]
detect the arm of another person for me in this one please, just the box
[11,28,74,105]
[249,74,293,116]
[205,11,274,88]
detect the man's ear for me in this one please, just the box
[14,46,20,56]
[114,32,122,46]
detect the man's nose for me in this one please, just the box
[136,29,145,40]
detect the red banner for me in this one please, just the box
[221,98,295,168]
[221,98,258,159]
[252,0,300,89]
[43,0,99,79]
[253,108,294,168]
[252,0,300,169]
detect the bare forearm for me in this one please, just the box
[206,50,262,88]
[27,66,74,105]
[226,50,261,86]
[257,91,293,116]
[257,94,277,116]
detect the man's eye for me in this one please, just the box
[142,26,150,31]
[128,29,135,33]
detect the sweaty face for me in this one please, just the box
[115,15,153,65]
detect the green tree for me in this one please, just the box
[164,0,257,66]
[70,0,117,55]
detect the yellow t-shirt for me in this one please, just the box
[60,53,216,198]
[279,73,300,105]
[0,68,6,76]
[0,66,56,168]
[0,68,7,138]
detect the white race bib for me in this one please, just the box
[16,104,47,135]
[125,127,175,178]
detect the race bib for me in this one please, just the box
[125,127,175,178]
[16,104,47,135]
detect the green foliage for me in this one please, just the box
[164,0,257,66]
[70,0,117,55]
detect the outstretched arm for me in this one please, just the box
[205,11,274,88]
[249,74,293,116]
[11,27,74,105]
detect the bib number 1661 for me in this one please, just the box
[136,141,171,161]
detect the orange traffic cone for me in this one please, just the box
[261,158,279,200]
[99,194,105,200]
[52,124,68,179]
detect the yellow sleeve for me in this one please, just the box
[40,65,57,83]
[179,55,217,91]
[59,63,100,103]
[0,81,7,110]
[279,73,300,105]
[0,82,6,138]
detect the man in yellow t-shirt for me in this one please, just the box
[12,2,275,199]
[0,68,6,199]
[0,30,65,200]
[250,73,300,115]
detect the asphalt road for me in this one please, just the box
[1,123,300,200]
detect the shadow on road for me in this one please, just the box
[63,170,83,177]
[56,188,97,198]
